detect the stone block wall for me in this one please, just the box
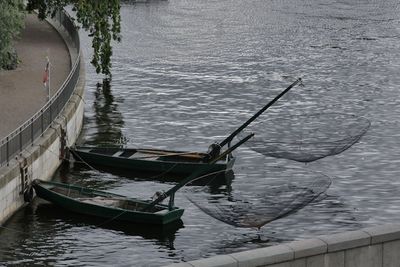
[165,224,400,267]
[0,9,84,226]
[0,56,85,225]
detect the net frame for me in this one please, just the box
[185,167,332,229]
[238,112,370,162]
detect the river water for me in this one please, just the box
[1,0,400,266]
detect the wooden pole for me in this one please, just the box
[219,78,302,148]
[142,133,254,211]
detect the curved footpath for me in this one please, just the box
[0,10,84,229]
[2,11,400,267]
[0,13,70,139]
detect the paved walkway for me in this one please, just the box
[0,14,71,139]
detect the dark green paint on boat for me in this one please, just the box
[70,146,234,177]
[32,180,184,225]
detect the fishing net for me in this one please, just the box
[185,167,331,229]
[238,113,370,162]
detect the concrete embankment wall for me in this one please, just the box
[0,14,85,225]
[166,224,400,267]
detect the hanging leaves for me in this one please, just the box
[0,0,25,70]
[26,0,121,77]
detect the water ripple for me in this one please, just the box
[2,0,400,266]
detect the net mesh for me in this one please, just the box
[185,167,331,229]
[238,113,370,162]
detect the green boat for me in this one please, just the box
[32,79,303,227]
[70,79,302,180]
[32,180,184,225]
[33,133,254,227]
[70,146,235,177]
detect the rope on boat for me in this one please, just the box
[91,209,130,228]
[132,151,205,160]
[42,145,187,185]
[66,148,98,171]
[140,162,180,181]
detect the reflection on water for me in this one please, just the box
[0,199,182,266]
[70,157,236,188]
[34,202,183,245]
[1,0,400,266]
[84,79,126,147]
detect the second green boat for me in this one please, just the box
[32,179,184,225]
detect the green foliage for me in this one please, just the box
[0,0,25,70]
[27,0,121,77]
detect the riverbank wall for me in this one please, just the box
[166,224,400,267]
[0,11,84,225]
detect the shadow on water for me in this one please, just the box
[33,201,184,244]
[68,156,236,187]
[210,233,290,255]
[82,79,127,147]
[56,161,121,190]
[0,198,183,264]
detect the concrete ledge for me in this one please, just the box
[229,245,294,267]
[189,255,238,267]
[164,224,400,267]
[362,224,400,244]
[167,263,194,267]
[317,230,370,252]
[324,251,344,267]
[344,244,382,267]
[287,238,327,259]
[383,240,400,266]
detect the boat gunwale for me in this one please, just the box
[73,146,230,165]
[76,145,208,156]
[33,180,179,215]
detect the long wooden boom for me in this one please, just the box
[142,133,255,211]
[219,78,302,148]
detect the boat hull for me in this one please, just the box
[32,180,184,225]
[70,146,233,177]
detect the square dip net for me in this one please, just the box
[185,167,331,229]
[238,113,370,162]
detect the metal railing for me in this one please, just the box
[0,9,81,167]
